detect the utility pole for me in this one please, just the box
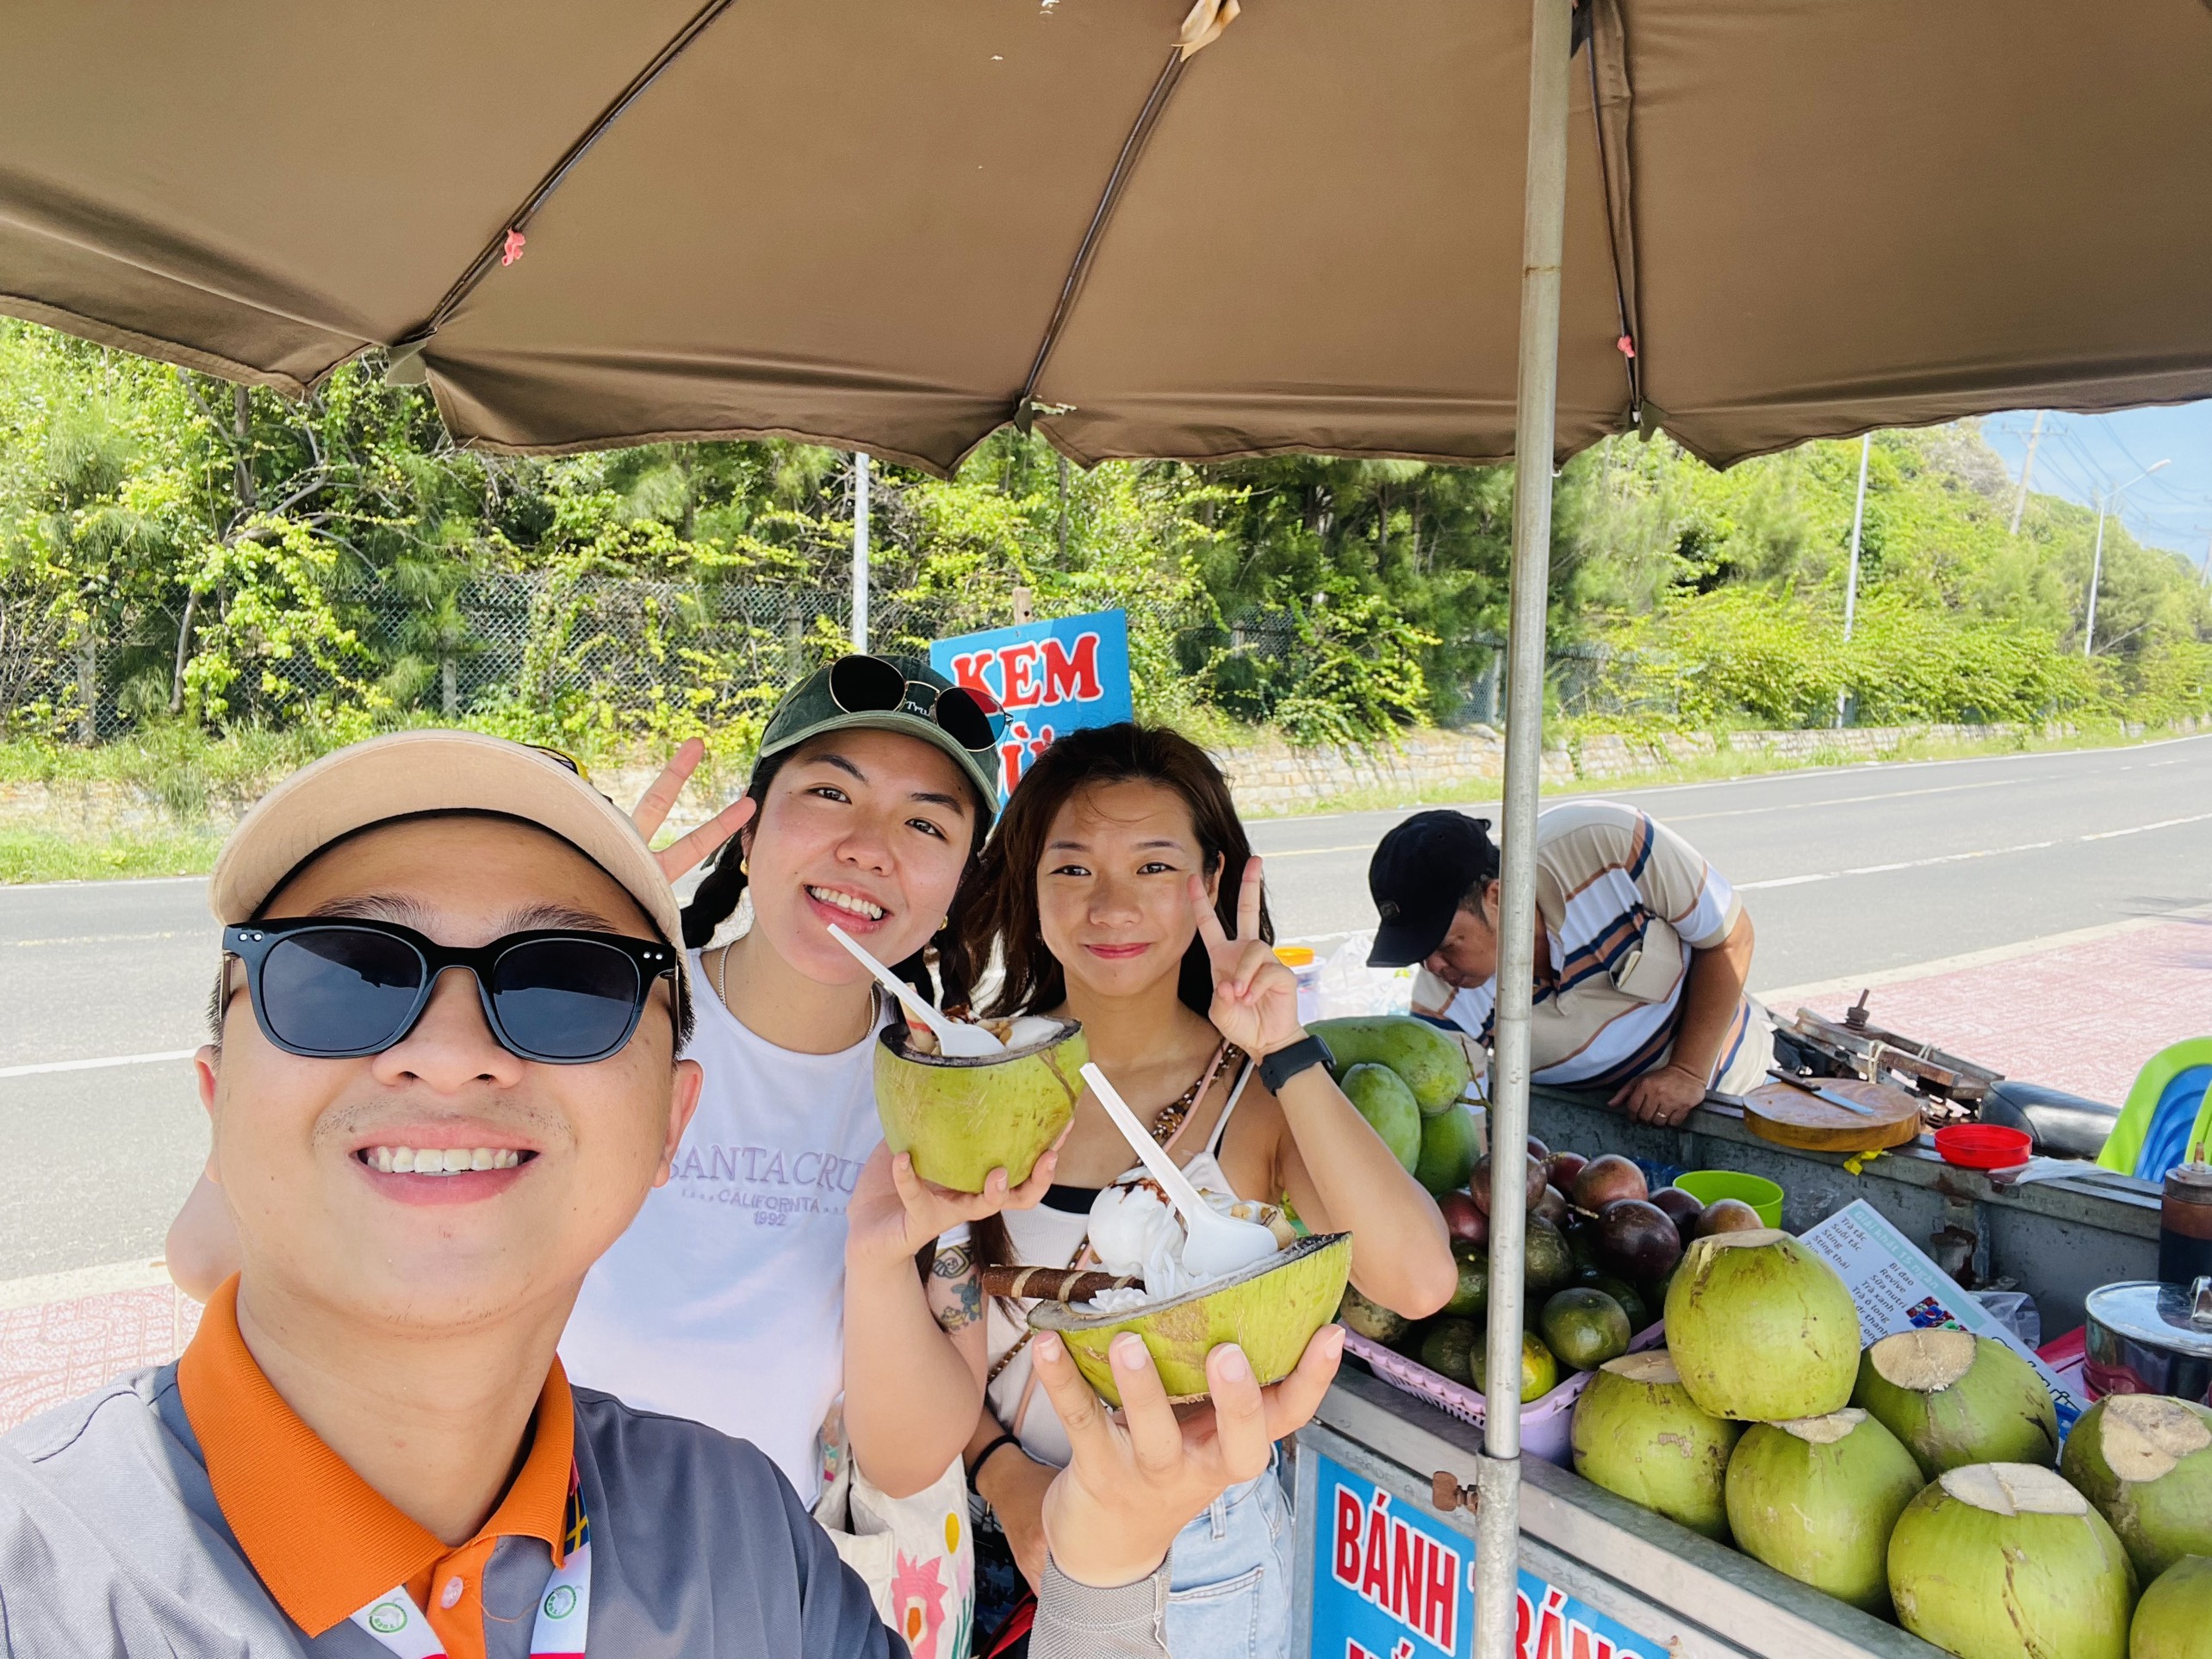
[2085,457,2171,656]
[852,452,870,653]
[1836,432,1871,727]
[2008,410,2044,535]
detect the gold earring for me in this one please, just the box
[739,858,749,875]
[940,916,951,932]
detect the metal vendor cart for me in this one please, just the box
[1289,1085,2162,1659]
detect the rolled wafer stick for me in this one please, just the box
[981,1264,1140,1304]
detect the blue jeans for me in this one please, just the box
[1164,1469,1292,1659]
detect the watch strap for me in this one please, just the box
[1258,1034,1333,1095]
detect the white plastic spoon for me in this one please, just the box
[1079,1062,1279,1280]
[827,923,1004,1056]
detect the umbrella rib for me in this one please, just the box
[398,0,741,350]
[1585,0,1639,422]
[1013,47,1187,427]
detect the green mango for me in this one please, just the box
[1414,1104,1482,1196]
[1341,1062,1422,1171]
[1310,1016,1474,1115]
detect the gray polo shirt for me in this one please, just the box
[0,1366,1167,1659]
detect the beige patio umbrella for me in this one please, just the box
[8,6,2211,1656]
[3,1,2208,476]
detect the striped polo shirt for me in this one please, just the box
[1414,799,1768,1097]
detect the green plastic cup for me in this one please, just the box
[1672,1169,1784,1228]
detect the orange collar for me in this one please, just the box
[177,1277,575,1637]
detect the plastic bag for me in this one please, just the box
[1971,1289,2042,1351]
[1315,929,1414,1020]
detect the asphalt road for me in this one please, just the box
[4,733,2209,1282]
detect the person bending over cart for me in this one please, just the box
[1365,802,1769,1129]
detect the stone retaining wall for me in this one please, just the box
[5,716,2201,838]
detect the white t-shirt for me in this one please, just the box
[561,949,888,1501]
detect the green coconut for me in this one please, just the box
[1341,1062,1423,1171]
[873,1017,1084,1191]
[2059,1395,2212,1579]
[1724,1407,1927,1615]
[1662,1229,1860,1421]
[1887,1463,2136,1659]
[1028,1232,1351,1406]
[2131,1556,2212,1659]
[1570,1350,1741,1538]
[1854,1329,2060,1478]
[1309,1016,1473,1114]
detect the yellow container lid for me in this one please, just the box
[1275,946,1317,967]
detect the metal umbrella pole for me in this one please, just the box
[1473,2,1573,1657]
[852,450,872,652]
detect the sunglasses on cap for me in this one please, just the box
[223,918,677,1064]
[827,654,1007,754]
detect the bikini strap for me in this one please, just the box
[1206,1056,1259,1157]
[1155,1041,1232,1155]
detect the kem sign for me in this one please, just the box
[929,609,1134,800]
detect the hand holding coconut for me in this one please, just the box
[1030,1323,1345,1589]
[845,1136,1066,1271]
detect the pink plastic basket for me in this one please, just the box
[1343,1321,1666,1467]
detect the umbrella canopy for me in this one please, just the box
[3,0,2209,476]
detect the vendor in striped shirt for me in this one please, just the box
[1367,802,1769,1128]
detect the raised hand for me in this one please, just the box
[1188,858,1303,1057]
[844,1138,1066,1269]
[629,736,757,882]
[1033,1323,1345,1588]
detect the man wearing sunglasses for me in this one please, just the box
[0,730,1340,1659]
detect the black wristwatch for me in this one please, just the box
[1258,1033,1334,1095]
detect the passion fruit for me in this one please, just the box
[1474,1151,1547,1216]
[1597,1197,1685,1282]
[1571,1153,1650,1215]
[1693,1197,1768,1239]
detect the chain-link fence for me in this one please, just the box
[2,568,1646,743]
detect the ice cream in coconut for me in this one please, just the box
[1027,1173,1351,1405]
[874,1013,1084,1192]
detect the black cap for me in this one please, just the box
[1367,811,1497,967]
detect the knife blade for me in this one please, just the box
[1766,1067,1877,1117]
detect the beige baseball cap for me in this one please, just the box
[208,730,684,969]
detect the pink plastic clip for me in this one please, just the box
[1616,334,1636,359]
[500,228,527,267]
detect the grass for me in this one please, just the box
[0,825,227,885]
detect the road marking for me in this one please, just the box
[1252,842,1376,860]
[1666,775,2026,824]
[9,929,185,948]
[0,1048,196,1080]
[1737,810,2212,892]
[0,873,208,895]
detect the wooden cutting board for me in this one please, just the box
[1743,1077,1923,1153]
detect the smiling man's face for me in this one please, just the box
[202,815,699,1333]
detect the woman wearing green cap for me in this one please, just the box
[558,654,1053,1652]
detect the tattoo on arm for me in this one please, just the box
[929,1243,983,1333]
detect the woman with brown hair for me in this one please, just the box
[950,724,1453,1659]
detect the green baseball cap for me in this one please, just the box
[757,652,1003,821]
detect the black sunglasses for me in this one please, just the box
[827,654,1008,754]
[222,918,678,1064]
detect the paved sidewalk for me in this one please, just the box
[1,1265,199,1433]
[1774,911,2212,1107]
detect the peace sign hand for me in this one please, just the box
[1189,858,1304,1058]
[630,737,758,883]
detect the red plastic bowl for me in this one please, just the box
[1935,1124,2032,1170]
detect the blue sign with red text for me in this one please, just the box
[930,609,1133,801]
[1311,1455,1669,1659]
